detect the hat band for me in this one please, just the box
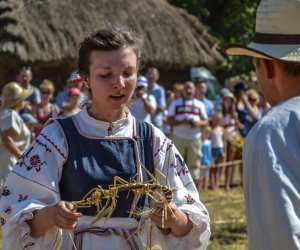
[254,32,300,44]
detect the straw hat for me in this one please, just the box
[224,0,300,62]
[223,91,235,100]
[1,82,33,109]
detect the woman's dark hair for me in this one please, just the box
[78,25,143,75]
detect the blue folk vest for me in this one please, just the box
[55,116,154,218]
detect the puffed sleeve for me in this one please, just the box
[0,122,67,250]
[139,127,210,250]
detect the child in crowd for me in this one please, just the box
[199,126,212,191]
[210,112,225,190]
[60,87,82,117]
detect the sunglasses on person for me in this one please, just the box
[248,97,257,102]
[41,91,51,95]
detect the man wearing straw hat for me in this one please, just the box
[224,0,300,249]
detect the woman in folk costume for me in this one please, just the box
[0,25,210,250]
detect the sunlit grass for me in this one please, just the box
[201,186,247,250]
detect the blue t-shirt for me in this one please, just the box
[148,83,166,129]
[26,84,41,105]
[202,97,215,118]
[201,139,211,166]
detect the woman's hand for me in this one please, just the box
[50,201,82,230]
[149,201,193,237]
[27,201,82,237]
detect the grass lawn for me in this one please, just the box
[201,186,247,250]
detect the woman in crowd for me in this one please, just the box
[222,91,242,190]
[234,82,260,137]
[210,112,225,190]
[0,25,210,250]
[32,80,60,137]
[234,83,261,185]
[0,82,32,190]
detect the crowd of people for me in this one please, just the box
[0,62,270,194]
[132,73,270,192]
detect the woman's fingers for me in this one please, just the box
[150,202,178,228]
[52,201,82,229]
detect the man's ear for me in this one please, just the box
[260,59,275,79]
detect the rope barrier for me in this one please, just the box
[200,159,242,170]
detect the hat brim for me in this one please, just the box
[224,42,300,62]
[2,89,33,108]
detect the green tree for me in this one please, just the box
[169,0,260,81]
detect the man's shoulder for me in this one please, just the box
[194,98,206,107]
[152,83,165,91]
[28,84,40,91]
[246,100,300,144]
[147,94,156,103]
[204,97,214,106]
[172,98,184,105]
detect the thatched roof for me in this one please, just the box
[0,0,223,70]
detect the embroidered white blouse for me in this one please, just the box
[0,108,210,250]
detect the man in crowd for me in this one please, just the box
[130,76,157,124]
[224,0,300,249]
[146,67,166,129]
[17,67,40,126]
[167,81,208,183]
[18,67,41,107]
[195,78,215,119]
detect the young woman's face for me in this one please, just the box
[223,97,233,110]
[87,47,137,114]
[40,89,53,102]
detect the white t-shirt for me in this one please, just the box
[130,94,157,124]
[0,108,31,187]
[168,98,207,139]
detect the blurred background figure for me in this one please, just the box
[32,80,60,137]
[258,91,271,116]
[60,87,82,117]
[162,89,175,137]
[234,82,260,138]
[130,76,157,123]
[190,67,221,107]
[234,83,261,186]
[172,82,184,99]
[0,82,33,190]
[18,66,41,112]
[199,126,212,191]
[221,91,242,190]
[55,72,84,108]
[168,81,208,185]
[210,112,225,190]
[146,67,166,129]
[195,78,215,119]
